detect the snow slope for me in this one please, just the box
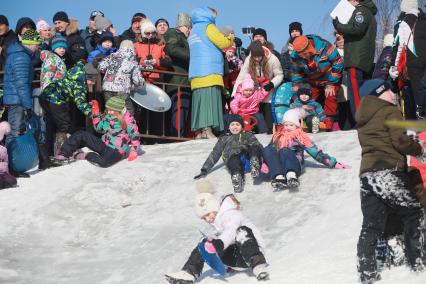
[0,131,424,284]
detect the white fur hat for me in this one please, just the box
[383,33,394,48]
[194,181,220,218]
[400,0,420,15]
[282,108,304,126]
[140,18,156,36]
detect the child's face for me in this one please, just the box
[229,121,243,134]
[102,40,113,49]
[283,121,298,131]
[226,49,235,58]
[379,90,398,105]
[54,47,66,57]
[242,88,254,97]
[203,211,217,223]
[299,94,310,102]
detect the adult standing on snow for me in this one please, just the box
[332,0,377,116]
[188,6,233,139]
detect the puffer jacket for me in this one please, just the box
[201,132,263,172]
[3,42,34,109]
[97,46,144,93]
[40,50,67,91]
[91,111,141,155]
[356,95,422,175]
[134,37,171,81]
[230,85,269,115]
[61,19,87,67]
[87,45,117,63]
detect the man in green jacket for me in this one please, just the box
[333,0,377,118]
[164,13,192,137]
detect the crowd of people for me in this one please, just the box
[1,0,426,283]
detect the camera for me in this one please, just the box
[242,27,255,35]
[143,60,154,71]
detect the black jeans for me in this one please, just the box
[60,130,123,168]
[40,99,71,133]
[182,226,266,278]
[226,145,263,176]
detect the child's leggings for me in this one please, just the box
[182,226,266,278]
[59,130,123,168]
[226,145,263,176]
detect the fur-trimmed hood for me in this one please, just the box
[65,19,80,36]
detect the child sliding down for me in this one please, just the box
[165,181,269,283]
[263,108,350,191]
[194,115,263,193]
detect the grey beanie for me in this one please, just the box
[176,13,192,28]
[94,15,112,32]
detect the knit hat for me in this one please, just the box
[383,33,394,48]
[0,121,11,141]
[293,35,315,54]
[99,31,114,44]
[132,12,146,23]
[360,79,393,97]
[194,181,220,218]
[90,10,104,20]
[50,34,68,51]
[252,28,267,41]
[106,96,126,112]
[53,11,69,23]
[400,0,420,15]
[36,18,49,32]
[20,29,41,45]
[15,17,36,35]
[227,114,244,129]
[282,108,303,126]
[176,13,192,28]
[241,74,254,90]
[140,18,156,35]
[297,87,311,100]
[221,25,234,36]
[120,39,134,51]
[289,21,303,36]
[155,18,169,28]
[0,15,9,26]
[94,15,112,32]
[224,43,236,54]
[249,40,265,57]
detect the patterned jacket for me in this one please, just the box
[97,46,144,94]
[290,99,326,121]
[92,111,141,155]
[291,35,343,88]
[40,50,67,91]
[41,61,92,115]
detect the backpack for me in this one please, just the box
[271,82,295,126]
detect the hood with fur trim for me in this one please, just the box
[65,19,80,36]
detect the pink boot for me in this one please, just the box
[331,121,341,132]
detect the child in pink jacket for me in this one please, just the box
[230,74,269,133]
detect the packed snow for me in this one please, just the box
[0,130,425,284]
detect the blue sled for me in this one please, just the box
[198,238,227,278]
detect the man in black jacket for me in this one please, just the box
[0,15,17,72]
[120,12,146,43]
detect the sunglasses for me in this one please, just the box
[144,31,157,36]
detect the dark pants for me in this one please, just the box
[401,84,417,120]
[226,145,263,176]
[252,112,268,134]
[346,67,366,116]
[60,130,123,168]
[182,226,266,278]
[407,53,426,107]
[40,99,72,133]
[263,144,301,179]
[5,105,25,146]
[170,90,190,137]
[337,101,356,130]
[260,103,273,134]
[357,174,425,281]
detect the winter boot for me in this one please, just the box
[164,270,195,284]
[52,154,75,166]
[231,172,244,193]
[74,150,86,160]
[38,143,53,170]
[54,132,68,156]
[253,263,269,281]
[286,171,299,188]
[311,116,320,134]
[250,157,261,179]
[271,174,287,191]
[375,238,390,272]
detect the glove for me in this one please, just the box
[389,66,399,80]
[335,162,351,169]
[194,169,207,180]
[332,17,340,29]
[263,82,274,92]
[127,149,138,161]
[205,239,224,255]
[89,100,100,115]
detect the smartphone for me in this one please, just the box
[242,26,255,35]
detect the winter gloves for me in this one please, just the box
[194,169,207,180]
[335,162,351,169]
[389,66,399,80]
[90,100,100,116]
[263,81,274,92]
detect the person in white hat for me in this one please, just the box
[165,180,269,283]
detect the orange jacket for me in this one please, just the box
[134,40,167,81]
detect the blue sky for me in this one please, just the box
[3,0,338,49]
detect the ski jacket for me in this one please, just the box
[393,13,418,68]
[212,195,264,250]
[60,19,87,67]
[201,132,263,172]
[290,99,326,121]
[80,27,95,53]
[230,86,269,115]
[134,38,170,81]
[0,29,17,71]
[40,50,67,91]
[87,45,117,63]
[92,111,140,155]
[372,46,392,80]
[356,95,422,175]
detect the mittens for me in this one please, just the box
[90,100,100,115]
[128,149,138,161]
[335,162,351,169]
[263,82,274,92]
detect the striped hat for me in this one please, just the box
[20,29,41,45]
[50,34,68,51]
[105,96,126,112]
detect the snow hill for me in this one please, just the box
[0,131,425,284]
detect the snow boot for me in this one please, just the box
[54,132,68,156]
[311,116,320,134]
[165,270,195,284]
[231,172,244,193]
[271,174,287,191]
[51,154,75,166]
[253,263,269,281]
[286,171,299,189]
[250,157,261,178]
